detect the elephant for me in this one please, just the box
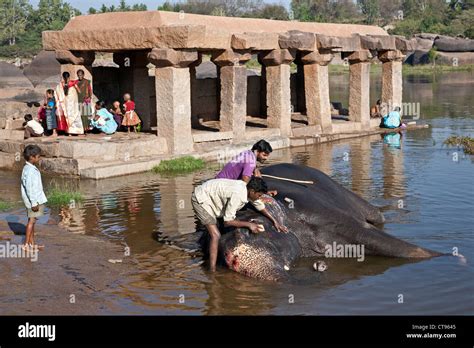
[200,163,443,282]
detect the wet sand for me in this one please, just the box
[0,217,134,315]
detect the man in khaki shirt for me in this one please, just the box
[192,177,285,272]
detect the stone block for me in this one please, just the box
[0,152,21,169]
[148,48,198,68]
[291,125,321,137]
[211,49,251,66]
[58,141,118,160]
[369,35,396,50]
[40,158,80,175]
[359,35,380,50]
[56,50,95,65]
[0,140,23,154]
[344,50,372,63]
[0,129,24,140]
[378,49,405,62]
[394,36,417,52]
[231,32,280,50]
[279,30,317,50]
[260,49,295,66]
[300,50,333,66]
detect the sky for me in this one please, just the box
[29,0,292,13]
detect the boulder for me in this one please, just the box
[434,37,474,52]
[415,37,434,51]
[23,50,61,87]
[415,33,439,40]
[0,62,33,89]
[404,50,430,65]
[435,51,474,65]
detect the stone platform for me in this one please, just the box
[0,120,426,179]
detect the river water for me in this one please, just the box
[1,71,473,315]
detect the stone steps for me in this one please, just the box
[78,156,166,179]
[244,127,281,139]
[193,130,233,143]
[291,124,322,137]
[0,129,24,141]
[0,135,168,162]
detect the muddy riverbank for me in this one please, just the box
[0,216,134,315]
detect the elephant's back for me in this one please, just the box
[262,163,385,225]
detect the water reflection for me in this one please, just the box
[350,135,373,195]
[382,134,405,199]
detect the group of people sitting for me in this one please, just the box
[371,99,404,129]
[23,70,141,139]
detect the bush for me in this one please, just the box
[444,136,474,155]
[427,47,439,65]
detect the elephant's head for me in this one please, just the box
[218,196,301,281]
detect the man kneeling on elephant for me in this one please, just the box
[192,177,287,272]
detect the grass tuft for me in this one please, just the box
[152,156,205,174]
[47,187,84,207]
[0,200,13,212]
[444,136,474,155]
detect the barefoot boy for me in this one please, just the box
[21,145,47,250]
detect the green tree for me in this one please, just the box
[118,0,130,11]
[291,0,313,21]
[158,1,174,11]
[32,0,80,33]
[88,7,97,14]
[258,4,289,20]
[379,0,402,25]
[291,0,360,23]
[132,3,147,11]
[0,0,31,45]
[358,0,379,24]
[210,6,226,16]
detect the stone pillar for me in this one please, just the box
[301,50,333,133]
[211,50,251,136]
[260,49,295,136]
[257,55,267,117]
[113,51,152,131]
[148,48,198,155]
[379,50,404,111]
[190,53,203,128]
[346,50,372,128]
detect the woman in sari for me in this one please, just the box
[55,72,84,135]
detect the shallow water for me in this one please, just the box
[1,71,473,315]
